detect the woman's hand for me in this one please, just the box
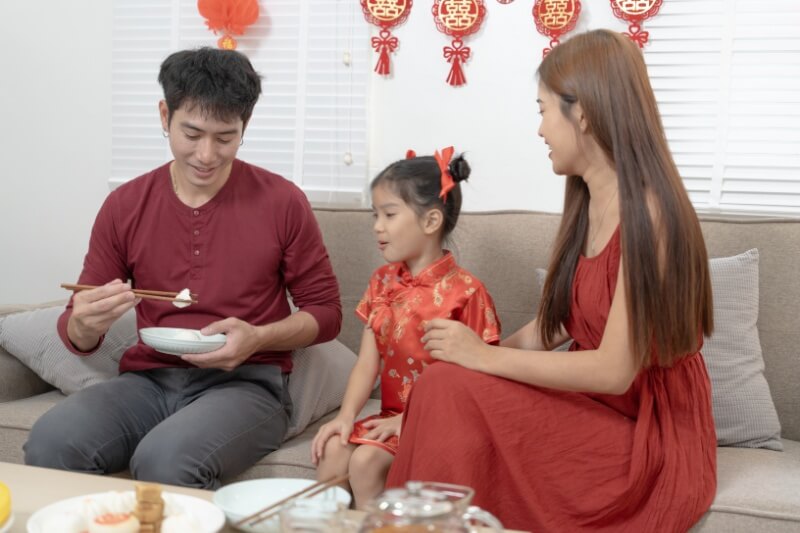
[422,319,492,370]
[361,414,403,442]
[311,416,354,465]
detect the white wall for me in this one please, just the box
[0,1,625,303]
[368,2,625,212]
[0,1,112,303]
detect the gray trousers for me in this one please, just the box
[24,364,292,489]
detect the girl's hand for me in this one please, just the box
[311,416,354,465]
[361,414,403,442]
[422,318,492,370]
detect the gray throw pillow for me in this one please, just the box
[0,303,355,440]
[534,249,782,450]
[705,248,782,450]
[0,306,136,394]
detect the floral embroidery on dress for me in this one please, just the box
[354,252,501,418]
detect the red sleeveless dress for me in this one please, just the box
[386,228,717,532]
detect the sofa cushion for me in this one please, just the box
[534,249,782,450]
[690,439,800,531]
[232,398,382,482]
[705,249,782,450]
[0,304,357,441]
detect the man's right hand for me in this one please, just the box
[66,279,138,352]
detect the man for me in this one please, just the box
[24,48,342,488]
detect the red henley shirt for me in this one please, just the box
[57,159,342,373]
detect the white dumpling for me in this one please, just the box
[172,330,202,341]
[173,288,193,308]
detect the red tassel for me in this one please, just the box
[371,30,399,77]
[446,58,465,86]
[443,39,470,87]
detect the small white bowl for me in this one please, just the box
[213,478,351,532]
[139,327,226,356]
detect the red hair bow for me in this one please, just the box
[435,146,455,203]
[406,149,416,159]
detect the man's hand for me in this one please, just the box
[360,414,402,442]
[67,279,138,351]
[181,317,264,371]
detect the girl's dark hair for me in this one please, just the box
[371,153,471,239]
[158,47,262,125]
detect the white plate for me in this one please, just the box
[27,490,224,533]
[213,478,351,532]
[140,327,226,356]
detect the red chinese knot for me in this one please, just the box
[361,0,413,76]
[609,0,663,48]
[532,0,581,57]
[432,0,487,87]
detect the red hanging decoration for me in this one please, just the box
[609,0,663,48]
[361,0,413,76]
[532,0,581,57]
[432,0,487,87]
[197,0,259,50]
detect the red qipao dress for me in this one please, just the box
[386,229,717,532]
[349,252,501,455]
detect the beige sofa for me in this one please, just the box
[1,208,798,532]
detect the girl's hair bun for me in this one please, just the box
[449,154,471,183]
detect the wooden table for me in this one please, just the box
[0,461,240,532]
[0,462,525,532]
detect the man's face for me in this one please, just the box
[159,100,244,193]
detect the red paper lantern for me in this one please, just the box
[361,0,413,76]
[609,0,663,48]
[432,0,487,87]
[197,0,259,50]
[532,0,581,57]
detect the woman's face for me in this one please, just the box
[537,84,584,176]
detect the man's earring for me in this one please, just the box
[162,130,169,138]
[240,137,244,146]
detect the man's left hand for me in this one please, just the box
[181,318,264,370]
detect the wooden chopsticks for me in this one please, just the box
[60,284,198,305]
[233,473,350,527]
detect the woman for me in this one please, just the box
[386,29,716,532]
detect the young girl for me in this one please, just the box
[310,148,501,509]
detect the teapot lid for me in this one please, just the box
[370,481,471,519]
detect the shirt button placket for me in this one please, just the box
[191,209,202,280]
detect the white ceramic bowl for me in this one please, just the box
[213,478,351,532]
[139,327,226,356]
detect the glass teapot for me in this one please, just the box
[358,481,504,533]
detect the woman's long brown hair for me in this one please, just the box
[536,30,713,367]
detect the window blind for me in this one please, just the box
[112,0,370,204]
[645,0,800,215]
